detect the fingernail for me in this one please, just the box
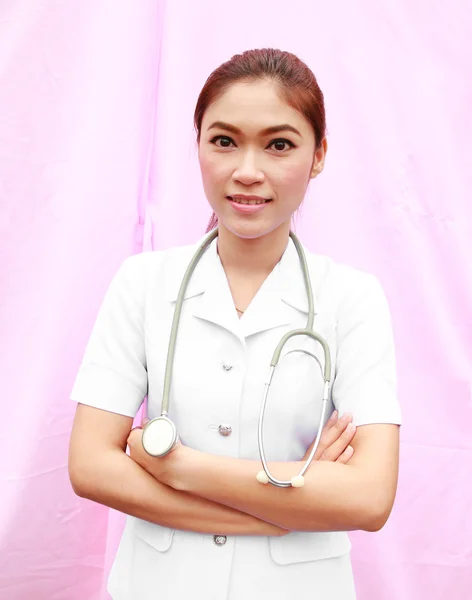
[347,423,356,432]
[340,412,352,422]
[331,410,338,420]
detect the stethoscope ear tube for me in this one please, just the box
[257,331,332,488]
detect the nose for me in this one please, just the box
[232,150,265,185]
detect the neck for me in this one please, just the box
[216,223,291,275]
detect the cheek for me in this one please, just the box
[199,153,228,187]
[275,161,311,189]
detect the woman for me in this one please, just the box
[68,48,401,599]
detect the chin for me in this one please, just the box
[223,218,288,241]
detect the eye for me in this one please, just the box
[268,138,296,152]
[209,135,296,152]
[210,135,235,148]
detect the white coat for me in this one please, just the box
[70,229,402,600]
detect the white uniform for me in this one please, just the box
[70,230,402,600]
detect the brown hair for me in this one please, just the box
[194,48,327,233]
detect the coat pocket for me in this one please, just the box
[269,531,351,565]
[130,516,175,552]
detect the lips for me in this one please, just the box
[227,197,271,215]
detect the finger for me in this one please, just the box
[127,427,143,447]
[302,417,333,461]
[313,413,352,460]
[308,412,338,458]
[326,410,338,429]
[324,412,353,444]
[336,445,354,464]
[320,422,357,462]
[302,412,351,462]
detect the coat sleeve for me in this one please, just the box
[331,272,402,426]
[69,255,148,417]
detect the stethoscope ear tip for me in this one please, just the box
[256,470,270,484]
[256,471,305,487]
[290,475,305,488]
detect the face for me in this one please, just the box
[198,79,327,240]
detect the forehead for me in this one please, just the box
[202,79,311,135]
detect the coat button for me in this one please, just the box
[218,424,232,437]
[222,362,233,371]
[213,535,227,546]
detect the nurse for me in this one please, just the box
[68,48,401,599]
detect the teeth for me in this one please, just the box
[231,198,267,205]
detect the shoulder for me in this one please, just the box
[109,241,203,310]
[303,248,390,320]
[117,241,197,285]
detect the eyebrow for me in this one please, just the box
[207,121,302,137]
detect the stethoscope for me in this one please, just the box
[141,227,332,488]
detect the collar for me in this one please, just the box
[162,228,315,340]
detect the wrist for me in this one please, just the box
[171,445,201,492]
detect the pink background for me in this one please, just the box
[0,1,471,598]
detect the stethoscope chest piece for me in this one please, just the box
[142,416,178,457]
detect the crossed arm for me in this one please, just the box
[133,423,400,532]
[69,404,400,534]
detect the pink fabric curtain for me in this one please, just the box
[0,1,470,598]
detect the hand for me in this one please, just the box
[127,427,185,487]
[302,411,356,464]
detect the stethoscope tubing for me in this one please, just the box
[142,227,332,488]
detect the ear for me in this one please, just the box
[310,138,328,179]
